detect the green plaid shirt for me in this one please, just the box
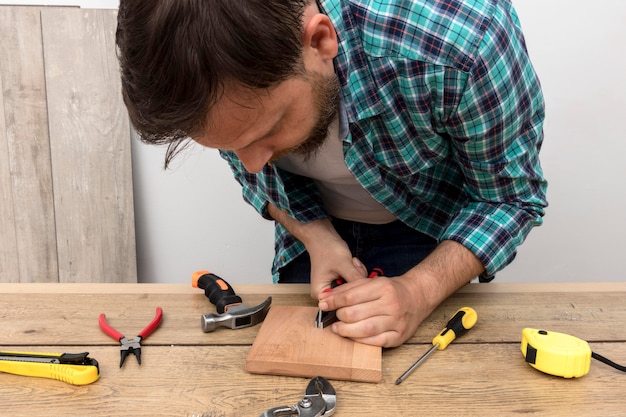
[221,0,547,282]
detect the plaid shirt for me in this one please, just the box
[220,0,547,282]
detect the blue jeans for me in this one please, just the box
[278,218,438,283]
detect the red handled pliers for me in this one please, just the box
[98,307,163,367]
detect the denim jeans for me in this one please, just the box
[278,217,438,283]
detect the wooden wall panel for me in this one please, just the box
[0,54,19,282]
[0,6,136,283]
[41,8,136,283]
[0,7,58,283]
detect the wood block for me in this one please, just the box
[246,306,382,383]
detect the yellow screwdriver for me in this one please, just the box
[395,307,478,385]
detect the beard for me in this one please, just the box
[289,70,341,160]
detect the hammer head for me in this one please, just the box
[201,297,271,332]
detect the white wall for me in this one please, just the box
[130,139,275,284]
[4,0,625,284]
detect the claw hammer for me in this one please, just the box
[192,271,271,332]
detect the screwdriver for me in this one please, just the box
[395,307,478,385]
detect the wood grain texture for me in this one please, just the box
[0,344,624,416]
[0,7,58,283]
[0,48,19,281]
[0,288,307,347]
[1,283,626,346]
[246,306,382,382]
[0,6,136,283]
[414,288,626,344]
[0,283,625,416]
[40,8,136,283]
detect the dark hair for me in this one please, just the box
[116,0,309,167]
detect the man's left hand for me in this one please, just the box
[317,272,431,347]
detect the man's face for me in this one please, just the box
[193,70,341,173]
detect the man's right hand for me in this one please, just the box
[266,204,365,297]
[306,232,368,297]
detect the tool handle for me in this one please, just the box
[368,267,384,278]
[322,268,383,293]
[192,271,242,314]
[98,313,124,341]
[330,277,346,289]
[432,307,478,350]
[0,357,99,386]
[138,307,163,339]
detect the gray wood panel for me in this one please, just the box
[41,8,136,283]
[0,7,58,283]
[0,6,136,283]
[0,52,19,282]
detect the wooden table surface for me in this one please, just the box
[1,282,625,416]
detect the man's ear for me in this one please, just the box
[303,13,338,62]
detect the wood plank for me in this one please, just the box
[0,7,58,283]
[40,8,136,283]
[459,281,626,293]
[0,344,625,417]
[376,342,626,417]
[246,306,382,382]
[0,282,311,295]
[0,43,19,282]
[1,284,626,346]
[0,291,294,347]
[1,284,626,416]
[1,281,626,295]
[433,287,626,344]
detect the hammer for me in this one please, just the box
[192,271,271,332]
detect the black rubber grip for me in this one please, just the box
[196,273,242,314]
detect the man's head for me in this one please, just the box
[117,0,339,171]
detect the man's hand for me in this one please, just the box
[266,204,484,347]
[318,240,484,347]
[266,204,365,296]
[317,272,435,347]
[305,231,369,297]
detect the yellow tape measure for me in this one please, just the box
[521,328,592,378]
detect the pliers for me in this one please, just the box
[98,307,163,367]
[259,376,336,417]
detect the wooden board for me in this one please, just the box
[0,37,17,282]
[0,7,58,283]
[41,8,137,283]
[246,306,382,382]
[0,6,136,283]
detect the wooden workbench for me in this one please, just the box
[1,282,625,416]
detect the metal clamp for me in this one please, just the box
[259,376,336,417]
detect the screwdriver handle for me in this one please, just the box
[192,271,242,314]
[432,307,478,350]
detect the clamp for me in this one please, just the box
[259,376,336,417]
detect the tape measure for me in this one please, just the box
[521,328,626,378]
[521,328,591,378]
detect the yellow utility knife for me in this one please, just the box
[0,351,100,385]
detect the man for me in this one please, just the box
[116,0,548,347]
